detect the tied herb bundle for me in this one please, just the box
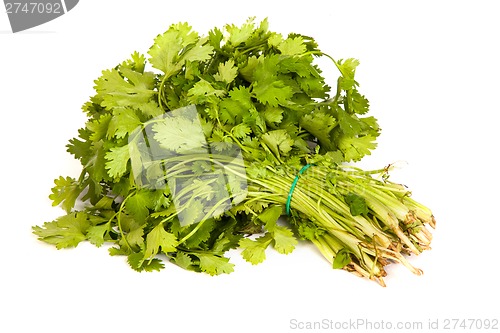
[33,18,435,286]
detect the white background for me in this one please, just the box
[1,1,499,332]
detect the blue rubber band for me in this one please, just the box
[286,164,313,215]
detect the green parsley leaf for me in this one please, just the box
[106,108,142,139]
[32,212,90,249]
[337,109,363,137]
[225,20,255,46]
[86,140,108,182]
[181,214,214,248]
[94,67,156,110]
[258,205,283,231]
[262,107,284,125]
[300,112,337,150]
[350,88,370,115]
[271,226,297,255]
[332,248,352,269]
[338,135,377,162]
[87,114,112,143]
[239,233,273,265]
[66,129,92,161]
[252,55,294,106]
[337,58,360,90]
[152,115,206,153]
[253,78,294,107]
[345,193,369,216]
[174,251,195,270]
[261,129,294,158]
[49,176,82,213]
[128,251,165,272]
[122,226,145,249]
[142,259,166,272]
[144,223,178,259]
[86,222,110,247]
[277,36,307,56]
[120,51,147,73]
[197,254,234,275]
[219,86,254,125]
[187,79,226,104]
[105,144,130,179]
[148,22,213,78]
[268,32,283,47]
[213,59,239,83]
[125,190,154,223]
[232,123,252,139]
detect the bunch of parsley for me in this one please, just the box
[33,18,435,286]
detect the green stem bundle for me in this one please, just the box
[243,162,434,286]
[133,153,435,286]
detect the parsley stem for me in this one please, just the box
[178,195,237,244]
[157,74,171,110]
[116,191,136,251]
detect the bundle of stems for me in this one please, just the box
[246,163,436,286]
[153,152,435,286]
[258,166,435,285]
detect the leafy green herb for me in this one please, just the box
[332,248,352,269]
[33,18,436,286]
[345,193,369,216]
